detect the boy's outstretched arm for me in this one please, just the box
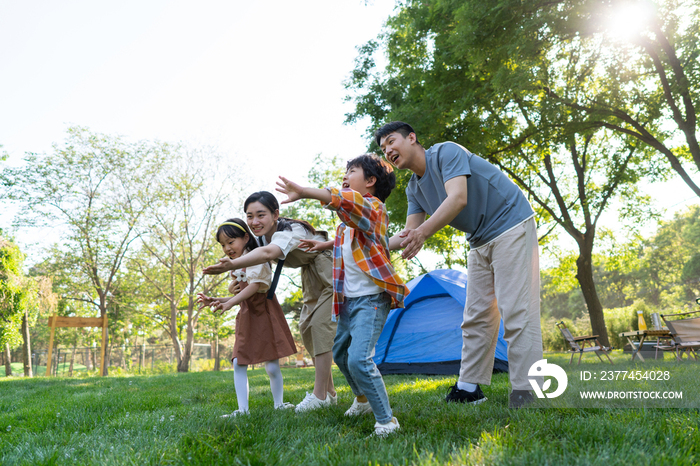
[388,212,426,250]
[299,238,334,252]
[276,176,331,204]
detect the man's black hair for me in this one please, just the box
[346,154,396,203]
[374,121,420,147]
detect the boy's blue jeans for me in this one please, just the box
[333,292,393,424]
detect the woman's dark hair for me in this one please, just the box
[216,218,258,252]
[346,154,396,202]
[374,121,421,147]
[243,191,317,235]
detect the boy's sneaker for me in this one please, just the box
[445,383,487,404]
[344,398,373,417]
[373,417,400,437]
[274,402,295,410]
[295,392,331,413]
[327,392,338,405]
[220,409,248,418]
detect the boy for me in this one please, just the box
[276,154,407,437]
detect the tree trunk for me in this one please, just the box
[214,332,220,372]
[101,327,110,376]
[4,343,12,376]
[22,309,33,377]
[169,300,185,370]
[576,239,611,347]
[177,324,194,372]
[68,344,76,377]
[85,348,92,370]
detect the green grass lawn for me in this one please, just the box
[1,362,88,377]
[1,352,698,465]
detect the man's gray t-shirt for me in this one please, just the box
[406,142,535,248]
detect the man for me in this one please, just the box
[377,121,542,408]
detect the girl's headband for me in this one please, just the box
[217,222,248,234]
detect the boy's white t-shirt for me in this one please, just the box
[342,227,383,298]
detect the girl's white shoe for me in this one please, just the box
[220,409,248,418]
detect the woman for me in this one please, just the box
[204,191,336,412]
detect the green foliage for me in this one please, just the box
[0,236,29,348]
[681,253,700,287]
[345,0,700,345]
[542,205,700,322]
[281,288,303,323]
[280,153,341,235]
[350,0,700,191]
[0,126,171,337]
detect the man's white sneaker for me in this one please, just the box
[220,409,248,418]
[373,417,400,437]
[294,392,331,413]
[327,392,338,405]
[344,398,373,417]
[275,402,295,410]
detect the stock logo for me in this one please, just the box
[528,359,568,399]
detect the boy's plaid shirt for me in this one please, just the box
[323,187,408,320]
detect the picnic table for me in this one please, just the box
[618,329,672,362]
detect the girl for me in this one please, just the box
[203,192,337,413]
[197,218,297,416]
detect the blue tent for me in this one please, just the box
[373,269,509,375]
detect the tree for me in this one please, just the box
[637,204,700,305]
[354,0,700,193]
[0,234,53,377]
[344,0,673,345]
[133,146,237,372]
[542,205,700,318]
[1,127,169,374]
[0,235,27,376]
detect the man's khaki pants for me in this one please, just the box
[459,217,543,391]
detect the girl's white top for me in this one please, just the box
[230,250,272,294]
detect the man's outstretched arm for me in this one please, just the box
[395,176,468,260]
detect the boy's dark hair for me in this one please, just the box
[346,154,396,203]
[216,218,259,252]
[374,121,420,147]
[243,191,317,236]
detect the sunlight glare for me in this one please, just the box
[606,1,656,41]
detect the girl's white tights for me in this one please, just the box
[232,358,285,411]
[264,359,285,407]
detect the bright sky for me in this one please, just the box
[1,0,698,268]
[0,0,395,237]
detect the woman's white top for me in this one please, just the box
[262,223,327,260]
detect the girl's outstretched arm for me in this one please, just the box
[213,282,261,314]
[196,293,230,311]
[202,244,283,275]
